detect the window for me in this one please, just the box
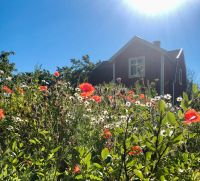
[179,68,182,85]
[128,56,145,78]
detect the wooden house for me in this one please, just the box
[89,36,187,101]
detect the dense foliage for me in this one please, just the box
[0,52,200,180]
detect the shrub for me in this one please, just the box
[0,70,200,180]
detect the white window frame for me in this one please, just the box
[179,68,182,85]
[128,56,145,78]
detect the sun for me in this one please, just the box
[124,0,186,16]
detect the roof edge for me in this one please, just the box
[109,36,173,62]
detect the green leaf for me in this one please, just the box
[12,158,18,164]
[75,174,83,179]
[93,163,102,169]
[18,152,23,157]
[51,146,61,154]
[134,169,143,180]
[90,175,102,180]
[180,100,187,111]
[166,112,178,126]
[37,172,45,177]
[12,141,18,151]
[183,153,188,162]
[146,141,156,151]
[101,148,109,160]
[78,147,85,157]
[127,160,136,168]
[183,92,189,102]
[145,152,152,161]
[159,100,165,114]
[160,175,166,181]
[85,153,91,168]
[173,133,183,143]
[48,153,54,160]
[178,110,184,119]
[29,139,36,144]
[192,84,198,94]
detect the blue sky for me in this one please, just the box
[0,0,200,82]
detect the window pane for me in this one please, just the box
[131,65,136,75]
[137,59,144,65]
[131,60,137,65]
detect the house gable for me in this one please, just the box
[111,37,164,91]
[110,36,174,63]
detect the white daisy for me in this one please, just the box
[176,97,182,102]
[154,96,161,101]
[126,101,131,107]
[164,94,172,100]
[135,101,141,105]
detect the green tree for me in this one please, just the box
[57,55,98,87]
[0,51,16,77]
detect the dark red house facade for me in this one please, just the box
[89,36,187,102]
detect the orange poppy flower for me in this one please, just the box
[91,95,101,103]
[0,109,5,120]
[39,86,48,91]
[128,146,142,155]
[104,129,112,139]
[73,164,81,174]
[184,109,200,124]
[139,94,145,99]
[79,83,95,97]
[80,91,94,97]
[54,71,60,77]
[2,86,13,94]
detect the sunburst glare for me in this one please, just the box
[124,0,187,16]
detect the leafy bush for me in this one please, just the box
[0,53,200,180]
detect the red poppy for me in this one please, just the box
[79,83,95,97]
[184,109,200,124]
[54,71,60,77]
[2,86,13,94]
[139,94,145,99]
[103,129,112,139]
[39,86,48,91]
[128,146,142,155]
[91,95,101,103]
[79,83,95,93]
[0,109,5,120]
[73,164,81,174]
[80,91,94,97]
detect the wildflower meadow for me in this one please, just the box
[0,52,200,180]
